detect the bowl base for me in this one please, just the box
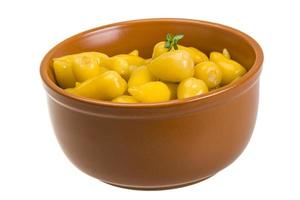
[101,174,215,190]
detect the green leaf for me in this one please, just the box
[173,43,178,50]
[173,34,184,41]
[165,33,173,50]
[164,33,184,51]
[166,33,173,41]
[164,40,171,49]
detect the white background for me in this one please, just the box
[0,0,299,199]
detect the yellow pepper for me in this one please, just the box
[53,52,108,88]
[55,33,248,103]
[145,58,152,64]
[127,65,139,78]
[128,66,156,88]
[53,57,76,88]
[179,46,209,64]
[177,77,208,99]
[165,83,178,100]
[210,51,246,85]
[129,49,139,56]
[72,52,108,82]
[102,56,129,79]
[231,76,241,84]
[128,81,170,103]
[65,71,127,100]
[152,41,208,64]
[152,41,169,58]
[147,50,194,82]
[222,48,231,59]
[83,52,109,64]
[112,95,139,103]
[194,61,222,89]
[152,34,183,58]
[115,54,146,66]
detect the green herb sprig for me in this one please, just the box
[164,33,184,51]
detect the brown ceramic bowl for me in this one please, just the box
[40,18,263,190]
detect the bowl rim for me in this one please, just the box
[40,18,263,108]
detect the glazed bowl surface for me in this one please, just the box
[40,18,263,190]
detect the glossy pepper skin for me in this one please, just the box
[65,71,127,100]
[102,57,129,80]
[128,49,139,56]
[53,52,108,88]
[148,50,194,82]
[177,77,208,99]
[165,83,178,100]
[115,54,146,66]
[128,66,156,88]
[194,61,222,89]
[210,52,246,85]
[112,95,138,103]
[152,41,169,58]
[179,46,209,64]
[152,41,208,64]
[127,65,139,78]
[54,34,248,103]
[72,52,108,82]
[145,58,152,64]
[128,81,170,103]
[53,57,76,89]
[222,48,231,59]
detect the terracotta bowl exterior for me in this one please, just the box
[40,18,263,190]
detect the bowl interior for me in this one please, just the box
[45,19,257,85]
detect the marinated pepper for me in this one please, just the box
[66,71,127,100]
[128,81,170,103]
[210,51,246,85]
[54,33,248,103]
[148,50,194,82]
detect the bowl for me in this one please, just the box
[40,18,263,190]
